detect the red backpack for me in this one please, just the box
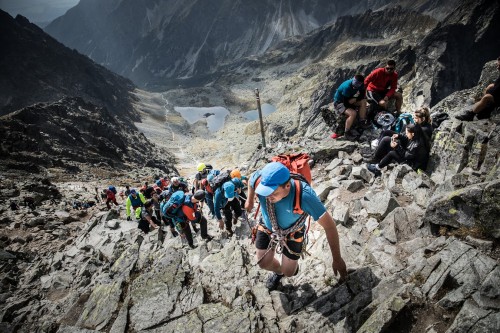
[255,153,312,215]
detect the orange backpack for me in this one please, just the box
[255,153,312,215]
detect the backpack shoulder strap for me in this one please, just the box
[292,179,303,215]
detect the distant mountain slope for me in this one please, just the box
[0,97,177,174]
[0,10,136,120]
[0,9,176,174]
[44,0,470,89]
[45,0,402,88]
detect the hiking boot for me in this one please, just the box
[366,163,381,177]
[202,235,213,242]
[344,130,357,141]
[330,132,340,139]
[359,119,371,129]
[189,243,197,249]
[363,155,379,164]
[170,228,179,237]
[232,217,238,225]
[455,110,475,121]
[266,272,284,290]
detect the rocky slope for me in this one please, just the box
[0,10,136,120]
[0,1,499,332]
[0,97,177,176]
[0,61,498,332]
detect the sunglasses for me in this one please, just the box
[386,67,395,71]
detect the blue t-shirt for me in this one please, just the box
[333,79,365,104]
[249,170,326,230]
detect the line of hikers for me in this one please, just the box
[102,164,250,249]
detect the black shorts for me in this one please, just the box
[366,90,386,104]
[255,226,305,260]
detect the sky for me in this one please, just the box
[0,0,79,25]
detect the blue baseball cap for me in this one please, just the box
[256,162,290,196]
[130,189,137,195]
[352,77,363,88]
[223,182,235,199]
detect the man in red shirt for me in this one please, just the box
[364,60,403,114]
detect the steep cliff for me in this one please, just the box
[0,10,136,120]
[44,0,400,88]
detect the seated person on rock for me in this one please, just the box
[456,56,500,121]
[365,59,403,114]
[367,124,430,177]
[331,74,368,140]
[413,107,433,140]
[379,107,434,140]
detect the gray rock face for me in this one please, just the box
[45,0,399,88]
[423,180,500,238]
[361,190,400,219]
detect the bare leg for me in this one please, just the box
[473,94,494,114]
[281,256,299,277]
[344,108,357,131]
[393,91,403,113]
[356,99,367,120]
[256,249,282,274]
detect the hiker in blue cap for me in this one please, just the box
[214,180,242,237]
[246,162,347,290]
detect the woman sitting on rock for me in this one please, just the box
[366,123,430,176]
[413,107,433,139]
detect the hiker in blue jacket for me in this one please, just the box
[245,162,347,290]
[331,74,368,140]
[214,181,242,237]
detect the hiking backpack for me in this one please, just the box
[209,170,232,192]
[271,153,312,185]
[108,185,117,194]
[392,113,414,133]
[161,190,185,216]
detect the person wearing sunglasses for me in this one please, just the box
[331,74,368,140]
[364,59,403,114]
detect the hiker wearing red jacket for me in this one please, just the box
[365,59,403,114]
[103,188,119,210]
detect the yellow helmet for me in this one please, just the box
[197,163,206,172]
[230,169,241,179]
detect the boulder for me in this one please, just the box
[361,190,400,219]
[423,181,500,237]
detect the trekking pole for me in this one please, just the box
[255,89,266,148]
